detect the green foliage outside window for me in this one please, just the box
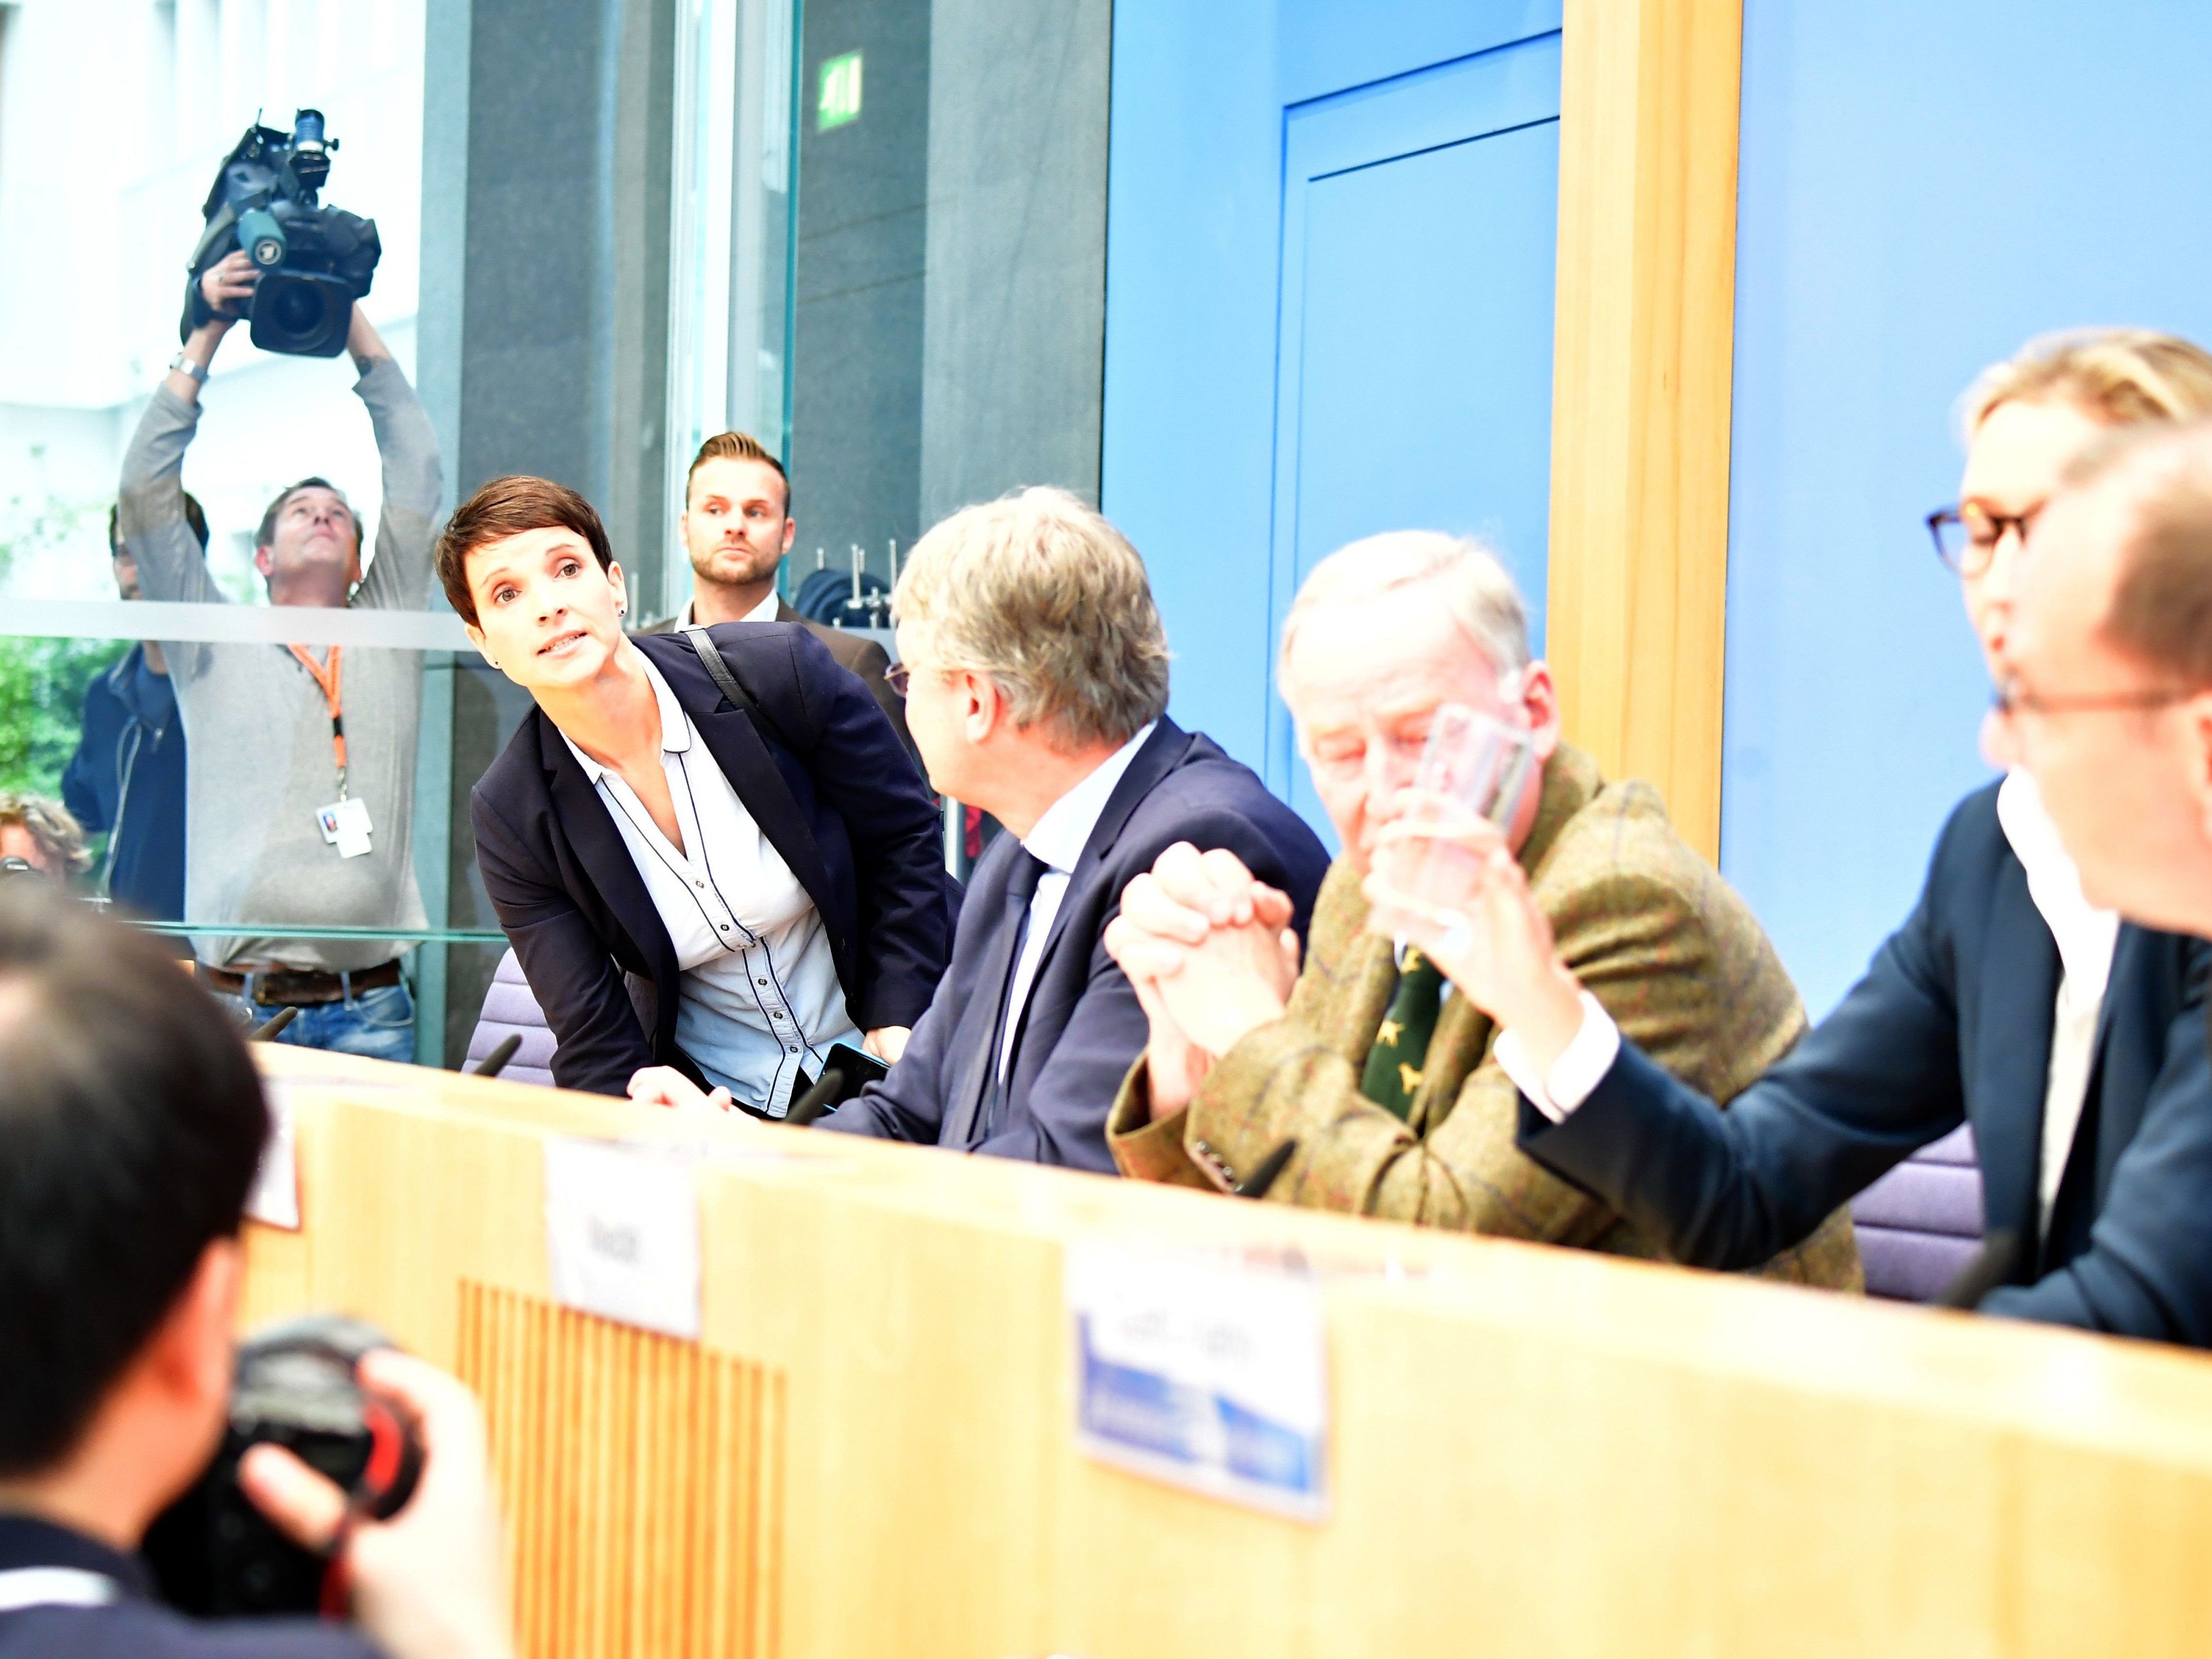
[0,501,130,801]
[0,634,129,799]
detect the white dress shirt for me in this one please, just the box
[1996,769,2120,1236]
[562,653,859,1116]
[1496,770,2118,1240]
[997,721,1158,1078]
[675,588,783,629]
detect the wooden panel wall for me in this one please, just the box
[1548,0,1745,860]
[456,1283,785,1659]
[242,1049,2212,1657]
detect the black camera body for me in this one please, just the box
[182,110,381,359]
[143,1315,423,1619]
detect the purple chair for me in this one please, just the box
[1850,1124,1985,1302]
[464,948,559,1088]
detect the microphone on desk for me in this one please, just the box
[786,1067,846,1127]
[1934,1228,2024,1310]
[247,1006,299,1043]
[1235,1138,1298,1200]
[470,1033,523,1079]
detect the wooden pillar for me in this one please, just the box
[1546,0,1744,862]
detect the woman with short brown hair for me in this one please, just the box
[443,474,952,1108]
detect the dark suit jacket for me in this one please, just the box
[820,719,1331,1171]
[0,1512,376,1658]
[471,625,952,1097]
[640,598,911,754]
[1517,781,2212,1345]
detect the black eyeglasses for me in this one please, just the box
[1991,673,2191,721]
[1927,501,2043,576]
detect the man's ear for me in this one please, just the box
[253,542,275,579]
[780,514,797,555]
[1519,658,1564,761]
[144,1238,243,1429]
[960,669,1000,743]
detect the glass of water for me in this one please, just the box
[1376,704,1537,909]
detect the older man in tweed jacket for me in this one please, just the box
[1103,532,1859,1288]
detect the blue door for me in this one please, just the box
[1105,1,1564,847]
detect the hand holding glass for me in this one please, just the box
[1376,704,1535,910]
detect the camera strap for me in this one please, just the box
[286,643,349,798]
[0,1567,121,1613]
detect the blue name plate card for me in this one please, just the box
[1065,1242,1328,1522]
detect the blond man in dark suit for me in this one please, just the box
[1103,531,1859,1287]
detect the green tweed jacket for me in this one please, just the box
[1107,743,1863,1290]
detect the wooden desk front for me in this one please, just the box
[242,1046,2212,1658]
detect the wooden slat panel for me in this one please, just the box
[1547,0,1744,861]
[455,1281,784,1659]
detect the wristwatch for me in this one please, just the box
[168,352,209,385]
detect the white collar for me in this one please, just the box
[1997,768,2120,998]
[1020,721,1159,877]
[561,650,693,784]
[679,589,782,628]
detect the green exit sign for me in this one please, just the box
[817,51,862,130]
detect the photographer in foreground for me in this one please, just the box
[116,252,442,1060]
[0,884,511,1658]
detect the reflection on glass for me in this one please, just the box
[791,0,930,591]
[664,0,800,621]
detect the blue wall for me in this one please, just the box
[1722,1,2212,1014]
[1102,0,1563,806]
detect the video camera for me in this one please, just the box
[182,110,381,359]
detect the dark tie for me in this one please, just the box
[1360,947,1446,1122]
[942,848,1047,1148]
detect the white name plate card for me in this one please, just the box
[1065,1242,1329,1522]
[542,1138,703,1341]
[245,1085,302,1231]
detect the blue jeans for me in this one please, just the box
[216,977,417,1064]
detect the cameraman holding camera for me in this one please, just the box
[116,250,443,1058]
[0,884,513,1658]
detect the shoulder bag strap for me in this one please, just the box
[678,624,794,753]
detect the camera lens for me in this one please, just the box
[269,281,327,337]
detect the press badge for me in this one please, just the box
[316,798,374,858]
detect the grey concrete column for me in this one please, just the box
[918,0,1111,522]
[417,0,675,1063]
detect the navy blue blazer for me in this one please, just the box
[821,719,1331,1171]
[471,624,953,1097]
[1516,781,2212,1344]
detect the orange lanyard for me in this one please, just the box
[286,643,349,797]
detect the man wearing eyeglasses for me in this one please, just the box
[1371,329,2212,1345]
[2002,416,2212,956]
